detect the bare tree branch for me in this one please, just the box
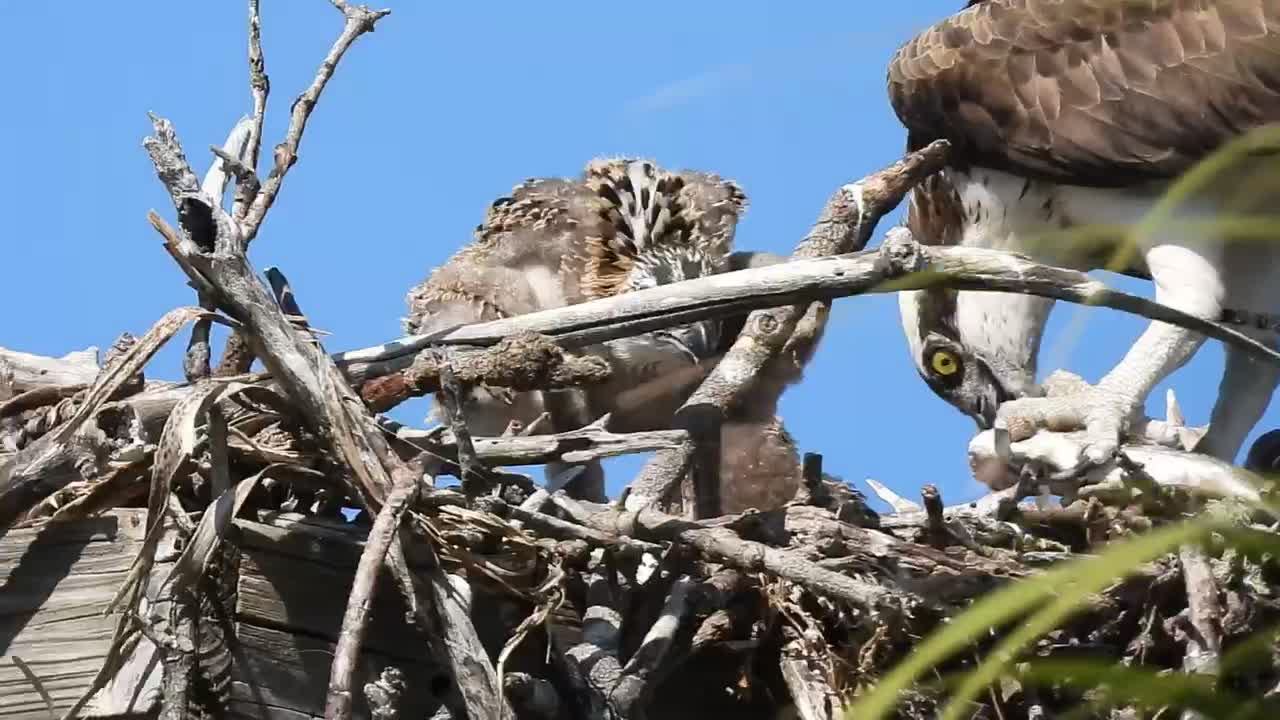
[239,0,390,245]
[325,475,418,720]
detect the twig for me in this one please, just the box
[480,496,663,555]
[423,559,512,720]
[239,0,390,244]
[553,497,903,612]
[361,332,611,412]
[386,417,687,467]
[610,575,697,715]
[335,239,1280,390]
[154,589,200,720]
[434,357,485,495]
[1178,544,1223,677]
[780,630,840,720]
[685,406,723,519]
[922,484,947,546]
[565,570,624,716]
[0,307,218,531]
[9,656,57,720]
[324,475,418,720]
[233,0,269,223]
[188,119,256,383]
[795,452,828,506]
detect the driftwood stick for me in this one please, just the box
[780,630,840,720]
[0,345,100,392]
[565,571,624,717]
[434,358,485,495]
[1179,544,1223,678]
[335,241,1280,390]
[360,332,611,412]
[324,476,418,720]
[239,0,390,245]
[233,0,269,222]
[611,575,696,714]
[387,419,687,468]
[144,116,403,509]
[426,568,512,720]
[188,119,254,383]
[480,496,663,555]
[219,0,270,375]
[553,498,899,612]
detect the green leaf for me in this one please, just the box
[1017,658,1271,719]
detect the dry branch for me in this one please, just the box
[239,1,390,245]
[360,331,611,413]
[387,418,687,468]
[336,236,1280,394]
[552,497,902,613]
[324,475,417,719]
[0,345,100,393]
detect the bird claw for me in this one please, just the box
[995,379,1135,480]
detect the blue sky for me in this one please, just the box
[3,1,1272,510]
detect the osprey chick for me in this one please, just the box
[406,158,746,499]
[891,0,1280,469]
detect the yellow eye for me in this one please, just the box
[930,350,959,377]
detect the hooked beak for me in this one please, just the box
[969,358,1037,431]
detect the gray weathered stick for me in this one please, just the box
[324,477,418,719]
[387,419,687,468]
[552,497,900,612]
[239,0,390,244]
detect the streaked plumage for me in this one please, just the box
[410,158,814,503]
[892,0,1280,467]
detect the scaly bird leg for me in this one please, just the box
[997,244,1222,471]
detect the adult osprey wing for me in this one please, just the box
[887,0,1280,188]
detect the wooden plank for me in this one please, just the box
[236,551,431,660]
[230,623,443,719]
[2,509,457,719]
[0,510,157,719]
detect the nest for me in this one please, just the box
[4,4,1280,719]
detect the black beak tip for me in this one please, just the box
[972,396,997,431]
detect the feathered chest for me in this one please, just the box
[909,166,1167,272]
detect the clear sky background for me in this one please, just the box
[4,1,1275,510]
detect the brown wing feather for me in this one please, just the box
[888,0,1280,187]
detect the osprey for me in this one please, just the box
[892,0,1280,468]
[407,158,823,511]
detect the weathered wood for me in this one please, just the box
[0,346,99,394]
[336,236,1280,389]
[0,510,164,719]
[229,623,440,720]
[0,509,463,720]
[389,420,688,468]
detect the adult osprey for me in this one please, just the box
[892,0,1280,468]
